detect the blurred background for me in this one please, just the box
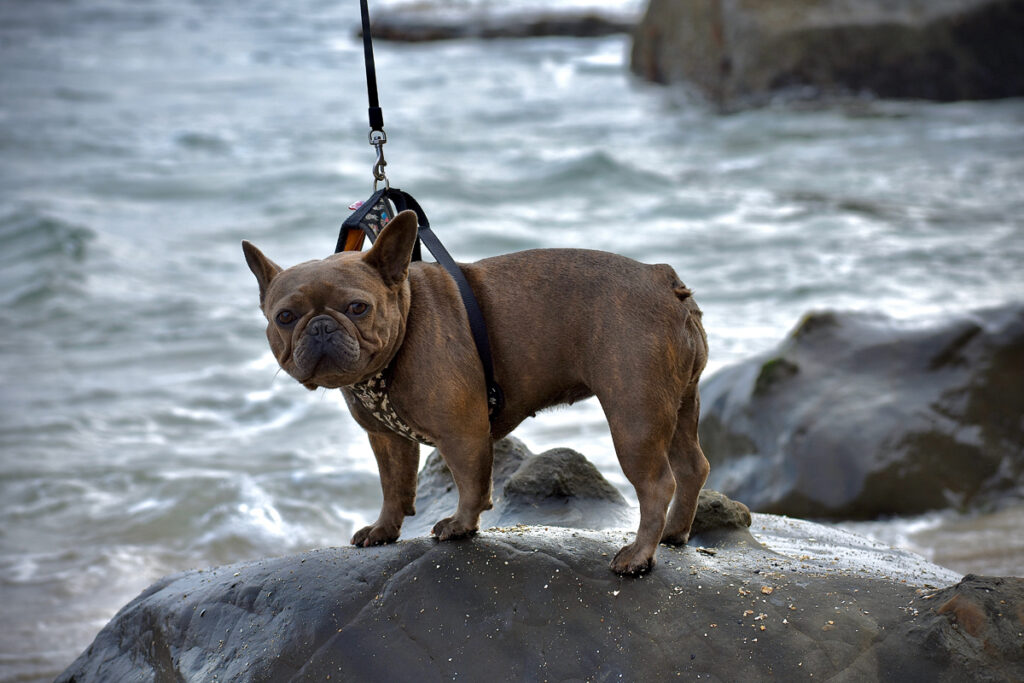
[1,0,1022,679]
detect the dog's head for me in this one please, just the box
[242,210,419,389]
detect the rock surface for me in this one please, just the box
[366,7,634,42]
[57,437,1024,681]
[699,303,1024,518]
[630,0,1024,108]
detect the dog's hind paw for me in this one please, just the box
[351,523,400,547]
[659,530,691,547]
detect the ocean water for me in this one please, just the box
[1,0,1023,679]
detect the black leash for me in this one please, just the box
[359,0,384,139]
[338,1,505,422]
[358,0,388,187]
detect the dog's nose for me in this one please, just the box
[307,315,339,339]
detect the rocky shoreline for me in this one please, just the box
[58,437,1023,681]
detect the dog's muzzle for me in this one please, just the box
[292,314,361,377]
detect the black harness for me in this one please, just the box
[336,0,504,428]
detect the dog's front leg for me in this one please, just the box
[351,431,420,547]
[431,434,494,541]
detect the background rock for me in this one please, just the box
[698,303,1024,518]
[630,0,1024,108]
[366,7,634,42]
[691,488,751,537]
[407,438,636,536]
[410,437,754,542]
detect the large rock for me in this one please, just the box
[57,530,1024,682]
[699,304,1024,518]
[630,0,1024,107]
[56,438,1024,681]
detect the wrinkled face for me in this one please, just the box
[260,256,407,388]
[243,210,418,390]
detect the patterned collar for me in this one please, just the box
[349,369,435,446]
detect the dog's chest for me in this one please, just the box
[349,372,435,446]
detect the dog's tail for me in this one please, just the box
[655,264,707,380]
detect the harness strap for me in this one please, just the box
[389,190,505,418]
[336,188,505,423]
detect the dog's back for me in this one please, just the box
[456,249,706,437]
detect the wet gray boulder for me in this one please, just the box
[630,0,1024,108]
[55,532,1024,682]
[56,438,1024,681]
[699,303,1024,518]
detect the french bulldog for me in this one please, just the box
[243,210,709,575]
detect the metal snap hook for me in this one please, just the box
[372,146,387,179]
[369,129,388,189]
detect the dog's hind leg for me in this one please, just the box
[600,389,678,576]
[661,384,710,546]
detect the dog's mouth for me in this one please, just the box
[297,358,363,390]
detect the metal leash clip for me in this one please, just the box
[369,129,388,190]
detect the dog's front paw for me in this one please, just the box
[610,542,656,576]
[351,523,400,547]
[431,516,478,542]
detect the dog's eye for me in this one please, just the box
[346,302,369,318]
[275,310,297,326]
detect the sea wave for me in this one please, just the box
[0,208,95,309]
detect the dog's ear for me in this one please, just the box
[363,210,418,287]
[242,240,282,306]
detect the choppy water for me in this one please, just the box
[1,0,1023,679]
